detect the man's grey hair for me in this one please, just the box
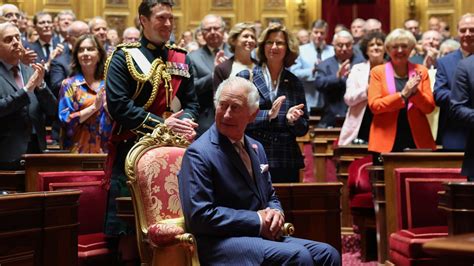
[56,10,76,21]
[458,13,474,28]
[332,30,353,43]
[214,76,259,113]
[122,26,140,38]
[351,18,366,26]
[0,4,19,17]
[421,30,442,41]
[88,16,107,30]
[200,14,226,31]
[67,20,89,35]
[0,21,18,35]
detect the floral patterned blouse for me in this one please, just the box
[58,74,112,153]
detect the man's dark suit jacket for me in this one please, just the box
[25,38,61,63]
[188,44,231,135]
[178,124,283,264]
[450,55,474,177]
[50,49,72,97]
[0,62,57,167]
[434,49,467,150]
[315,53,365,127]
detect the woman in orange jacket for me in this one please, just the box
[368,28,436,164]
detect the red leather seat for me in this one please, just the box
[37,170,114,265]
[347,155,376,261]
[388,168,466,266]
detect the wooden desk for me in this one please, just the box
[0,190,80,266]
[423,233,474,264]
[274,182,343,254]
[0,170,25,192]
[22,154,107,192]
[379,152,464,263]
[333,144,369,230]
[439,182,474,235]
[312,128,341,182]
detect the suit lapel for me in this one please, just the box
[0,63,20,91]
[252,67,271,102]
[210,125,262,201]
[245,137,265,202]
[202,46,215,73]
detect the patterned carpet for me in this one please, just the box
[341,233,378,265]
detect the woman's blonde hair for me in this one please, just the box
[227,22,256,53]
[384,28,417,51]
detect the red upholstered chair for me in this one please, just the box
[37,170,114,265]
[389,168,467,266]
[347,155,376,261]
[125,125,198,266]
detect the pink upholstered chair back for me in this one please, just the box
[37,171,107,235]
[394,168,466,230]
[348,155,373,197]
[134,146,185,227]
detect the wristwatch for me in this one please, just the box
[38,81,47,90]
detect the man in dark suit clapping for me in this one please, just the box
[0,22,57,170]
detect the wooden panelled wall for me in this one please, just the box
[2,0,473,41]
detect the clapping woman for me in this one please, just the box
[245,24,308,183]
[339,31,386,145]
[58,34,111,153]
[368,29,436,163]
[213,22,257,90]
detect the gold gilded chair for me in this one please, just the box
[125,124,199,266]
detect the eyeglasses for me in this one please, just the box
[334,43,352,49]
[4,12,22,19]
[265,40,286,47]
[202,26,222,33]
[459,27,474,34]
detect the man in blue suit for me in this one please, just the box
[450,54,474,181]
[50,20,89,96]
[179,76,340,265]
[290,19,334,112]
[315,30,364,128]
[434,13,474,150]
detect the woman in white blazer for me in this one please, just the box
[339,32,386,145]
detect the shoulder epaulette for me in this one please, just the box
[117,42,141,49]
[166,43,188,54]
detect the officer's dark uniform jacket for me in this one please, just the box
[104,37,199,236]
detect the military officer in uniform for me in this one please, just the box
[103,0,199,263]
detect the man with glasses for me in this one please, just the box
[315,30,364,128]
[434,13,474,151]
[0,22,56,170]
[122,26,140,43]
[0,4,22,27]
[189,14,232,136]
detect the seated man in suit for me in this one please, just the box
[179,76,340,265]
[0,22,57,170]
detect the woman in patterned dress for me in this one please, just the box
[58,34,111,153]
